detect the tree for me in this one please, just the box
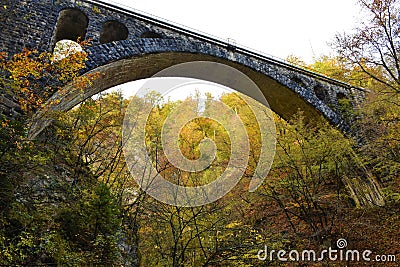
[0,43,91,212]
[333,0,400,193]
[137,92,266,267]
[333,0,400,93]
[0,44,125,265]
[53,91,147,265]
[257,115,352,244]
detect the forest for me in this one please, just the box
[0,0,399,266]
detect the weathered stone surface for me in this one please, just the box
[0,0,365,135]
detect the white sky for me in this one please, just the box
[112,0,361,63]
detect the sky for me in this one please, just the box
[110,0,361,63]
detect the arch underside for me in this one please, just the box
[29,52,329,139]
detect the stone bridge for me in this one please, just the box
[0,0,365,137]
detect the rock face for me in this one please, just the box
[1,0,364,134]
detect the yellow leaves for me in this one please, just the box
[226,221,242,229]
[72,74,96,92]
[7,57,43,80]
[286,54,306,67]
[92,6,101,14]
[52,99,61,105]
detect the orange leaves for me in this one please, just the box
[1,49,47,112]
[0,41,96,114]
[1,119,9,128]
[72,72,100,93]
[0,51,7,62]
[5,49,44,82]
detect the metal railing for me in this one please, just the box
[81,0,364,91]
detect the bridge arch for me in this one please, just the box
[0,0,363,136]
[29,50,330,139]
[27,26,363,140]
[0,0,383,207]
